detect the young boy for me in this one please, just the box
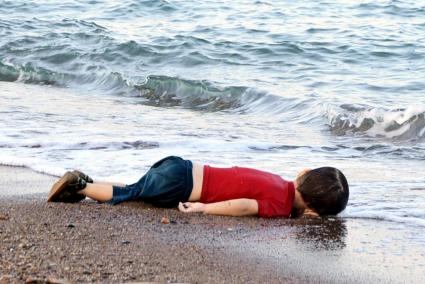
[47,156,349,218]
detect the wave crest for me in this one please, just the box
[0,61,270,111]
[135,75,258,111]
[327,104,425,140]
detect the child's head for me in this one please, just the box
[296,167,349,216]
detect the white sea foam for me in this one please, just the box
[327,104,425,140]
[1,81,425,229]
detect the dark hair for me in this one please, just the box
[297,167,349,216]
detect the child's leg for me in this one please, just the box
[94,181,126,187]
[78,183,114,202]
[77,156,192,206]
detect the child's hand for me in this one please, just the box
[178,202,205,213]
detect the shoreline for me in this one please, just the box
[1,165,424,283]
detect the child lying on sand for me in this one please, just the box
[47,156,349,218]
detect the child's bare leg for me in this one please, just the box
[94,181,126,187]
[78,183,114,202]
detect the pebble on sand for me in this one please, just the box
[161,216,170,224]
[0,213,9,220]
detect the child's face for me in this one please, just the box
[294,169,320,218]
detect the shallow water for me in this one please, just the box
[0,0,424,228]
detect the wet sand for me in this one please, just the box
[1,166,424,283]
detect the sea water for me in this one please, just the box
[0,1,424,230]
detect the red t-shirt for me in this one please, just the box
[200,165,295,218]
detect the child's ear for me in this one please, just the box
[296,168,311,180]
[302,208,319,217]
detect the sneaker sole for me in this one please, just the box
[47,172,75,202]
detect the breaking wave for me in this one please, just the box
[134,75,255,110]
[1,61,425,142]
[327,104,425,141]
[0,61,271,111]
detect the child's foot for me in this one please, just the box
[72,170,94,183]
[47,172,87,203]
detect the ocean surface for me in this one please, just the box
[0,1,424,231]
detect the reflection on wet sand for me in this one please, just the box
[291,217,347,250]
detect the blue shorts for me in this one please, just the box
[108,156,193,208]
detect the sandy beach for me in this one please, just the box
[0,165,424,283]
[2,0,425,282]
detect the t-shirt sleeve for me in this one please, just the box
[257,198,292,218]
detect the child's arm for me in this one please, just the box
[178,199,258,217]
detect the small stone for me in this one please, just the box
[121,240,131,245]
[25,277,43,283]
[46,277,71,284]
[227,228,233,231]
[0,214,9,221]
[0,275,13,284]
[67,224,75,228]
[18,242,33,249]
[161,216,170,224]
